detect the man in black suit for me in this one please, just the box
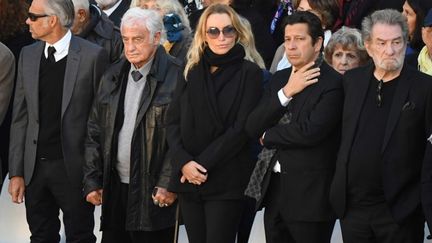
[8,0,108,241]
[245,11,343,243]
[330,9,432,243]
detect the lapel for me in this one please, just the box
[134,47,167,130]
[381,66,414,152]
[342,63,374,163]
[27,42,45,121]
[61,36,80,117]
[109,59,130,132]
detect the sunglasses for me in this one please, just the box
[206,26,237,39]
[28,12,50,21]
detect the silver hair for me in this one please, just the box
[361,9,409,43]
[71,0,90,11]
[324,26,369,64]
[44,0,75,29]
[121,7,165,44]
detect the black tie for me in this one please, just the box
[47,46,56,63]
[131,70,143,82]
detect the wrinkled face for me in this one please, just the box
[26,0,53,41]
[402,1,416,40]
[331,44,361,74]
[422,26,432,53]
[121,23,160,68]
[284,23,322,70]
[205,13,237,55]
[365,23,406,73]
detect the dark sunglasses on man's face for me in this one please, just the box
[28,12,50,21]
[206,26,237,39]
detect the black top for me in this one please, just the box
[347,75,399,207]
[36,53,68,160]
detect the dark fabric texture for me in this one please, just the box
[25,159,95,243]
[83,46,181,231]
[36,54,67,160]
[245,62,343,221]
[166,45,263,199]
[329,63,432,233]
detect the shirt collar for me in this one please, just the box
[44,30,72,60]
[129,57,154,82]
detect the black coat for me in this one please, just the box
[166,60,263,200]
[83,46,182,231]
[246,62,343,221]
[330,63,432,227]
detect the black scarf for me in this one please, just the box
[182,44,246,155]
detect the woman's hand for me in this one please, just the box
[180,161,208,185]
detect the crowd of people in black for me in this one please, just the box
[1,0,432,243]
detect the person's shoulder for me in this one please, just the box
[72,35,104,52]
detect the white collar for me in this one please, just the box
[44,30,72,61]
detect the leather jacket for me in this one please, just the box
[83,46,181,231]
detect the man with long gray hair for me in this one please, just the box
[330,9,432,242]
[83,8,180,243]
[8,0,109,241]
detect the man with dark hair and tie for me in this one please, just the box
[83,8,180,243]
[7,0,108,241]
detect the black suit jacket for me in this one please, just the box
[246,62,343,221]
[330,63,432,226]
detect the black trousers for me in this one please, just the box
[101,175,175,243]
[340,203,424,243]
[25,158,95,243]
[178,192,245,243]
[263,173,335,243]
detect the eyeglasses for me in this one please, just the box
[206,26,237,39]
[376,79,383,107]
[28,12,50,21]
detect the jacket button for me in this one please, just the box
[33,140,37,144]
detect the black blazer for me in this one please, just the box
[246,62,343,221]
[330,63,432,225]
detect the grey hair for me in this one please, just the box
[324,26,369,65]
[44,0,75,29]
[121,7,165,44]
[361,9,409,43]
[71,0,90,11]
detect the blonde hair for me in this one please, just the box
[184,3,265,79]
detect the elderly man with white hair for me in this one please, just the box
[83,7,181,243]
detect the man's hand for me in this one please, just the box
[86,189,103,206]
[180,161,208,185]
[283,62,320,98]
[152,187,177,207]
[8,176,25,204]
